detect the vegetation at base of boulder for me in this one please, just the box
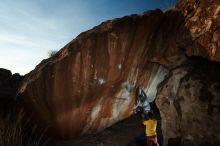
[0,110,47,146]
[48,50,58,57]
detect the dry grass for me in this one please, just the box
[0,111,47,146]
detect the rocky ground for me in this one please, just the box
[46,115,146,146]
[46,103,163,146]
[46,114,163,146]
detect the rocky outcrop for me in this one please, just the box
[156,58,220,146]
[0,68,23,115]
[18,0,220,145]
[0,68,12,85]
[155,1,220,145]
[176,0,220,61]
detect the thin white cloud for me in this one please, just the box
[0,34,31,46]
[1,0,157,75]
[0,0,104,75]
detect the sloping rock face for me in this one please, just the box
[18,9,183,138]
[18,0,220,145]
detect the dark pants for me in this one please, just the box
[147,135,159,146]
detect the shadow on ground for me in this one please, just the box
[47,113,163,146]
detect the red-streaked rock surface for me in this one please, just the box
[18,0,220,145]
[19,9,174,138]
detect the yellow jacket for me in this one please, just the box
[143,119,157,136]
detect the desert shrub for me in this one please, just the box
[48,50,58,57]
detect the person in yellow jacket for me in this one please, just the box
[142,111,159,146]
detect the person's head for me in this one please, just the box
[143,113,148,120]
[140,96,145,102]
[147,111,154,119]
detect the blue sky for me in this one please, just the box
[0,0,177,75]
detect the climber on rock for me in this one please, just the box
[133,86,150,114]
[142,111,159,146]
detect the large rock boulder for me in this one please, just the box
[155,0,220,145]
[18,9,184,138]
[18,0,220,145]
[156,58,220,146]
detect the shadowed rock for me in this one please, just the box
[0,68,23,116]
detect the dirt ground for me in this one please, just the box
[47,115,148,146]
